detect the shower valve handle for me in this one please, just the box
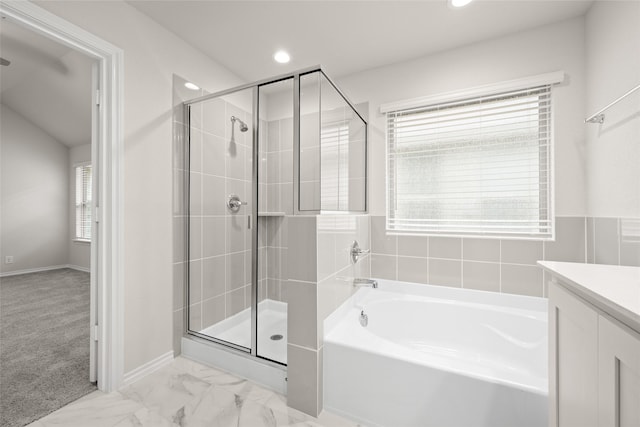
[350,240,370,264]
[227,194,247,212]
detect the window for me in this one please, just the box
[75,163,92,240]
[386,84,552,238]
[320,121,349,210]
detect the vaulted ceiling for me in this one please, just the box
[0,17,94,148]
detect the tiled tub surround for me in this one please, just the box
[370,216,640,299]
[324,280,548,427]
[285,214,370,417]
[586,217,640,267]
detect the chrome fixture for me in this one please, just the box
[585,83,640,124]
[353,278,378,289]
[226,194,246,212]
[350,240,370,264]
[585,114,605,124]
[230,115,248,132]
[359,310,368,327]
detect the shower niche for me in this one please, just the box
[183,68,367,368]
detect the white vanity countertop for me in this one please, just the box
[539,261,640,331]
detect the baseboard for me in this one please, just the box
[121,351,174,388]
[0,264,75,277]
[67,264,90,273]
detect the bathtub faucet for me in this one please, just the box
[353,278,378,289]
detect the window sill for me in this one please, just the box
[385,230,554,241]
[73,239,91,244]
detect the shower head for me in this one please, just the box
[230,116,248,132]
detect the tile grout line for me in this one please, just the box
[460,239,464,289]
[617,217,621,266]
[199,104,205,330]
[223,101,229,321]
[499,240,503,293]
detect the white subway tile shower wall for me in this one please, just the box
[370,215,640,298]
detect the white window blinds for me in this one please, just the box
[320,122,349,210]
[75,164,92,240]
[387,85,552,238]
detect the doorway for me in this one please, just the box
[0,0,123,424]
[0,15,98,427]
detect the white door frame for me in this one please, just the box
[0,0,125,392]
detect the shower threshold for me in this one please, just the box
[199,299,287,364]
[181,300,288,394]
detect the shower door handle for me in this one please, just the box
[227,194,247,212]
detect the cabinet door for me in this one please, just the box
[598,315,640,427]
[549,282,599,427]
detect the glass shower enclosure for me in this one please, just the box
[184,67,366,366]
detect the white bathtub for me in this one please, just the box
[323,279,548,427]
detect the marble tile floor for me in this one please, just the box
[25,356,362,427]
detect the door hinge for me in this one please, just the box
[96,89,101,106]
[95,206,100,223]
[93,324,99,342]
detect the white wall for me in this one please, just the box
[69,143,91,271]
[0,103,69,274]
[34,0,244,373]
[585,1,640,218]
[338,17,587,218]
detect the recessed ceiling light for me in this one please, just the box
[450,0,473,8]
[273,50,290,64]
[184,82,200,90]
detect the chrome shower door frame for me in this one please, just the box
[183,65,367,365]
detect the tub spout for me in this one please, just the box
[353,278,378,289]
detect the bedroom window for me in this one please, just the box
[385,83,553,238]
[75,163,92,241]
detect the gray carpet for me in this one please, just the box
[0,268,97,427]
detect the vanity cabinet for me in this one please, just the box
[548,275,640,427]
[549,283,598,427]
[598,315,640,427]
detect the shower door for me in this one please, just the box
[255,78,293,365]
[186,87,256,351]
[184,67,363,366]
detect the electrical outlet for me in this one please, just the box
[5,256,14,264]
